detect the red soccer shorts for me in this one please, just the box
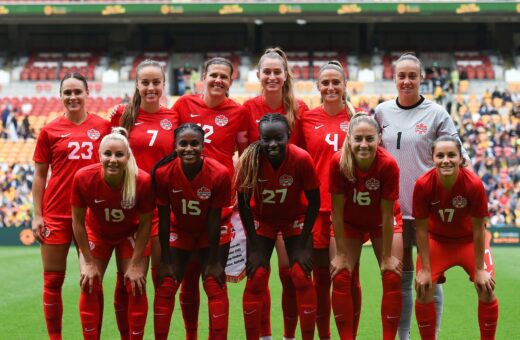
[254,216,305,240]
[416,236,495,283]
[41,217,73,245]
[342,221,403,242]
[312,211,333,249]
[87,232,151,261]
[169,221,231,251]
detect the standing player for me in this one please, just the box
[32,73,111,340]
[244,47,309,340]
[329,114,403,340]
[71,128,153,340]
[152,123,232,340]
[375,52,467,340]
[413,135,498,340]
[172,57,250,339]
[236,114,320,340]
[299,60,357,340]
[111,59,175,338]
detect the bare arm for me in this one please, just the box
[472,217,495,296]
[330,193,348,277]
[32,162,49,243]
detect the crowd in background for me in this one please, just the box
[0,86,518,229]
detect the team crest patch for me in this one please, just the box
[197,186,211,200]
[279,174,294,187]
[87,129,101,140]
[160,119,173,130]
[365,178,380,190]
[254,220,260,230]
[215,115,229,127]
[121,199,135,210]
[89,241,95,250]
[415,123,428,135]
[452,195,467,208]
[170,233,178,242]
[42,227,51,238]
[340,121,350,132]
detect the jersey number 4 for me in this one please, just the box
[68,141,93,160]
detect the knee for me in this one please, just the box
[332,270,352,292]
[156,277,178,299]
[245,267,269,295]
[203,276,226,300]
[290,263,312,290]
[43,271,65,290]
[382,271,401,292]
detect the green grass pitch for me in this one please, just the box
[0,246,518,339]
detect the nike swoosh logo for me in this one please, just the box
[257,179,268,182]
[418,324,430,328]
[334,314,344,319]
[244,310,257,315]
[212,313,226,318]
[303,309,316,315]
[134,122,144,126]
[84,328,95,332]
[190,114,200,117]
[314,125,324,130]
[386,315,400,319]
[94,199,105,203]
[132,331,143,335]
[180,301,192,305]
[484,322,497,327]
[43,303,56,306]
[432,201,441,205]
[172,189,183,193]
[61,133,71,138]
[255,120,260,123]
[382,124,389,129]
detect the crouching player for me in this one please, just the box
[71,127,153,339]
[152,123,232,340]
[413,135,498,340]
[236,113,320,340]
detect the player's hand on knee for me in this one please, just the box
[125,263,146,296]
[156,261,174,287]
[245,251,266,278]
[330,253,350,279]
[415,269,432,298]
[203,261,226,287]
[381,255,403,275]
[80,262,101,294]
[474,269,495,296]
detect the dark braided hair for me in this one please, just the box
[235,113,290,198]
[151,123,205,191]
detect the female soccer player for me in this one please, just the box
[299,60,358,340]
[236,113,320,340]
[152,123,232,340]
[244,47,309,340]
[413,135,498,340]
[111,59,175,337]
[32,73,111,339]
[71,128,154,340]
[172,57,250,338]
[375,52,466,340]
[329,114,403,340]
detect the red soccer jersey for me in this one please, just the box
[71,164,155,241]
[329,147,400,229]
[300,106,352,212]
[154,157,232,233]
[33,114,111,222]
[111,105,175,173]
[413,167,488,243]
[245,96,309,145]
[172,95,250,176]
[241,144,319,225]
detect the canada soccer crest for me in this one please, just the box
[279,174,294,187]
[121,199,135,210]
[160,119,173,130]
[87,128,101,140]
[365,178,380,190]
[197,186,211,200]
[340,121,349,132]
[415,123,428,135]
[452,195,467,208]
[170,233,178,242]
[215,115,229,127]
[89,241,96,250]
